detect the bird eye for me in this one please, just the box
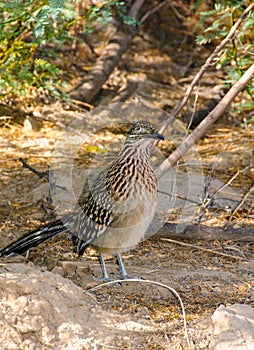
[134,126,143,133]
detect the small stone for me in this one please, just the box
[51,266,65,277]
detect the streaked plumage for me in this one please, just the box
[0,121,164,280]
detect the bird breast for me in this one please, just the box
[92,158,158,254]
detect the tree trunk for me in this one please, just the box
[70,0,145,103]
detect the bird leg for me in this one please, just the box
[93,253,135,282]
[92,253,112,282]
[116,253,136,280]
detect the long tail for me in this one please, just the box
[0,218,68,257]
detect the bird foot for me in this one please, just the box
[91,273,113,283]
[92,273,140,282]
[120,273,140,280]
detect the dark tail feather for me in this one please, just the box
[0,219,68,257]
[71,233,90,257]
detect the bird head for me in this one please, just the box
[126,121,164,141]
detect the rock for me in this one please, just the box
[51,265,65,277]
[209,304,254,349]
[0,263,126,349]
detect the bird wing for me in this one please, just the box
[71,166,115,255]
[70,157,156,255]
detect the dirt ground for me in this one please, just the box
[0,106,253,349]
[0,8,254,349]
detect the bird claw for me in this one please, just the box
[120,274,141,280]
[91,273,139,282]
[91,273,112,283]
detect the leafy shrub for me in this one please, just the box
[0,0,77,99]
[196,1,254,121]
[0,0,135,100]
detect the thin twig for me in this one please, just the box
[186,80,201,131]
[203,165,251,211]
[70,99,94,109]
[159,3,254,135]
[200,129,244,215]
[19,158,67,191]
[156,63,254,178]
[224,184,254,230]
[19,157,49,181]
[158,189,201,206]
[90,278,191,349]
[161,238,249,260]
[140,0,168,23]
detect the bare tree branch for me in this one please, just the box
[155,223,254,242]
[140,0,168,23]
[128,0,145,17]
[159,3,254,134]
[20,157,49,181]
[156,63,254,178]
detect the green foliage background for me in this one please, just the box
[0,0,75,98]
[0,0,133,99]
[0,0,253,120]
[196,0,254,120]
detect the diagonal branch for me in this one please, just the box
[156,63,254,178]
[159,3,254,134]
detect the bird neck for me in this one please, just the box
[118,139,152,163]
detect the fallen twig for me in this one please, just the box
[161,238,248,261]
[19,158,67,192]
[90,278,191,349]
[155,223,254,242]
[19,157,49,181]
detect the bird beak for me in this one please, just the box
[151,132,164,141]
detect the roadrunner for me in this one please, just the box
[0,121,164,280]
